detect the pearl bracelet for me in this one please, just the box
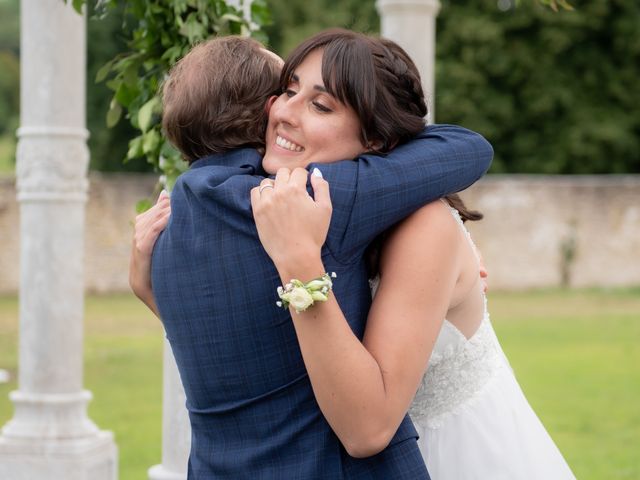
[276,272,337,313]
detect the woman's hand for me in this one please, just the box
[251,167,332,276]
[129,190,171,316]
[471,243,489,293]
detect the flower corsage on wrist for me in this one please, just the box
[276,272,337,313]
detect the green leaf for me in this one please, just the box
[173,0,189,16]
[91,0,272,177]
[556,0,574,11]
[127,136,144,160]
[114,82,139,107]
[105,78,120,92]
[106,101,122,128]
[122,61,140,88]
[179,13,206,42]
[160,141,182,164]
[161,46,184,64]
[95,59,115,83]
[72,0,84,14]
[219,13,243,24]
[138,97,160,133]
[135,199,153,214]
[251,0,272,27]
[142,129,161,154]
[162,168,184,193]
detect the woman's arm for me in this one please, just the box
[252,168,462,457]
[314,124,492,259]
[129,191,171,317]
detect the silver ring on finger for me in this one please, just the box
[259,184,275,194]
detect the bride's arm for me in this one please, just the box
[129,191,171,317]
[252,169,461,458]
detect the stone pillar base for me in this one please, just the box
[0,430,117,480]
[150,339,190,479]
[148,464,186,480]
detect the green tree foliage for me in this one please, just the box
[265,0,379,56]
[87,2,148,172]
[518,0,573,12]
[0,0,19,139]
[74,0,272,189]
[435,0,640,173]
[0,52,19,137]
[0,0,19,55]
[0,0,146,171]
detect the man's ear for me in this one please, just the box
[367,139,385,153]
[265,95,278,115]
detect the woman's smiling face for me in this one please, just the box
[262,48,367,175]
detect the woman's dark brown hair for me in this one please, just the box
[282,29,482,277]
[162,36,281,164]
[281,29,426,153]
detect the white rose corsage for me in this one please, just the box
[277,272,337,313]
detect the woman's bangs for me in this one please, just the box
[320,40,371,108]
[320,44,351,106]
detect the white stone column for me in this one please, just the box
[0,1,117,479]
[376,0,441,122]
[147,339,190,480]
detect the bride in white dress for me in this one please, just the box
[405,205,575,479]
[253,173,576,479]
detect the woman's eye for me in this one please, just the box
[313,102,331,113]
[285,89,297,98]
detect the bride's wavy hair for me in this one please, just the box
[282,29,482,277]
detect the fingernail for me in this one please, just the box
[312,167,323,178]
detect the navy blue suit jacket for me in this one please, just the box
[151,124,493,479]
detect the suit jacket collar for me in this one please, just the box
[190,148,265,175]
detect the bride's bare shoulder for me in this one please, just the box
[393,200,458,240]
[381,200,460,265]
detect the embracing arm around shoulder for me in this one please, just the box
[252,172,462,457]
[314,125,493,256]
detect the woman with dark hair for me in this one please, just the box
[252,30,576,479]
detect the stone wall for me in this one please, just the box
[1,173,157,294]
[1,173,638,293]
[460,175,640,289]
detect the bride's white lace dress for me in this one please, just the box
[408,209,576,479]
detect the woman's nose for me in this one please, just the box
[274,94,301,127]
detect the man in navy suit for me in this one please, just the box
[133,35,493,478]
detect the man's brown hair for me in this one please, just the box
[162,36,281,164]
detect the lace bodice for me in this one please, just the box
[408,298,507,428]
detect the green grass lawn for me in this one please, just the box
[0,295,163,479]
[1,289,639,479]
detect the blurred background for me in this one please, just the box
[1,0,638,175]
[0,1,638,479]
